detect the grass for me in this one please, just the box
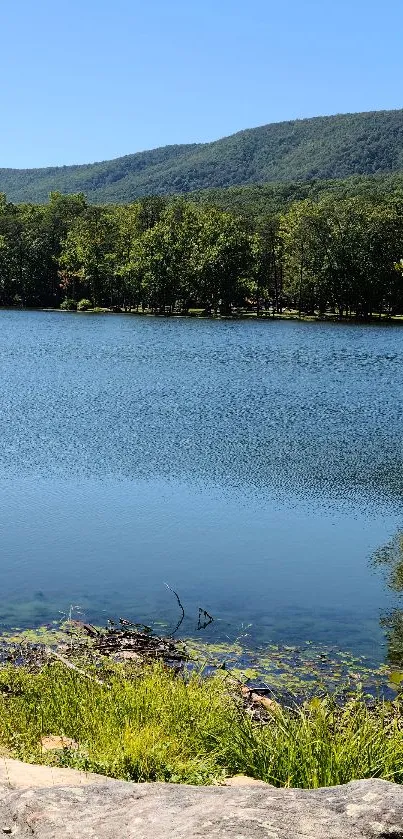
[0,661,402,787]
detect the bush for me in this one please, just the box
[77,299,92,311]
[60,299,77,311]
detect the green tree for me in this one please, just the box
[59,207,119,306]
[191,208,254,314]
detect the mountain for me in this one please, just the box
[2,109,403,204]
[188,173,403,220]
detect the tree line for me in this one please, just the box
[0,190,403,319]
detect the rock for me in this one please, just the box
[0,759,401,837]
[39,736,79,753]
[239,685,281,718]
[251,693,281,714]
[114,650,143,661]
[223,774,270,786]
[0,759,109,789]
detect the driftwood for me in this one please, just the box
[44,646,107,686]
[0,589,214,688]
[88,625,188,665]
[164,583,185,635]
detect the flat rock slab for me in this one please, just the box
[0,758,110,790]
[0,763,402,838]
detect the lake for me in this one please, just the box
[0,310,402,664]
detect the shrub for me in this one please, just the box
[60,299,77,311]
[77,299,92,311]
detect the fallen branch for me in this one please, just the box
[44,646,107,687]
[197,608,214,631]
[164,583,185,635]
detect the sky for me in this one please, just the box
[0,0,402,168]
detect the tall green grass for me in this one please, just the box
[0,662,402,787]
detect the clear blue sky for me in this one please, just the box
[1,0,402,168]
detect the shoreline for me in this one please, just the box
[0,620,396,701]
[2,306,403,326]
[0,623,402,787]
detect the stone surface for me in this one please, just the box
[0,759,402,838]
[39,736,79,754]
[223,774,270,787]
[0,758,109,790]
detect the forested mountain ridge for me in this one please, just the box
[189,173,403,220]
[2,109,403,204]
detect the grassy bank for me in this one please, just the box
[0,661,402,787]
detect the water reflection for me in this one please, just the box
[372,531,403,666]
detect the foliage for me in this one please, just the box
[76,298,92,311]
[60,298,76,310]
[0,661,402,786]
[280,196,403,317]
[2,110,403,203]
[188,172,403,221]
[221,694,403,787]
[0,187,403,318]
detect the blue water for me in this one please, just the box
[0,310,402,661]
